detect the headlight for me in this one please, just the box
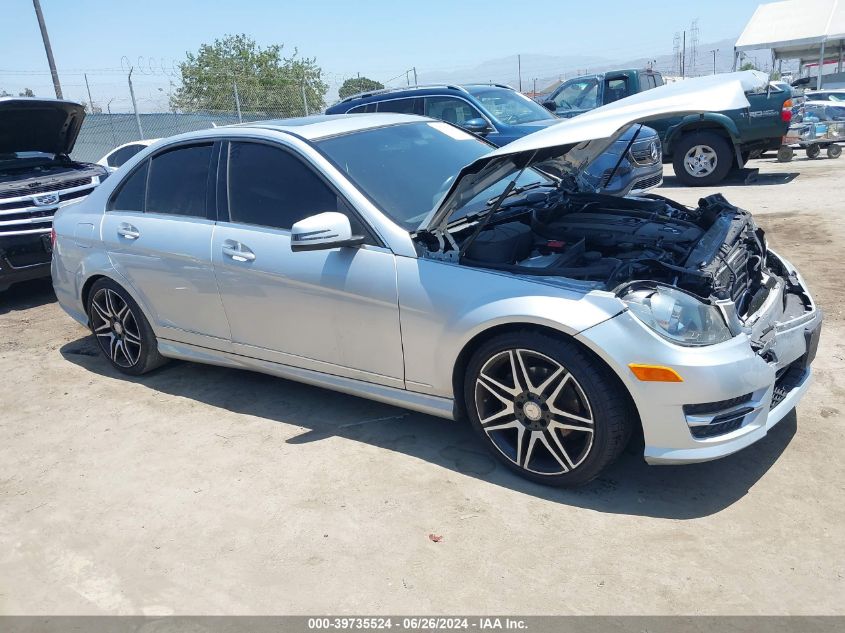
[621,285,733,346]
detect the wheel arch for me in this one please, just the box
[79,271,157,333]
[663,115,740,157]
[450,321,642,438]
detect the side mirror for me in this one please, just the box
[462,117,491,135]
[541,100,556,112]
[290,212,365,252]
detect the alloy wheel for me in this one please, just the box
[90,288,142,368]
[474,349,594,475]
[683,144,718,177]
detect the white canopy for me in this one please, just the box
[736,0,843,53]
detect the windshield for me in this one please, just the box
[316,121,551,231]
[468,88,557,124]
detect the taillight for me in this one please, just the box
[50,228,57,248]
[781,99,793,123]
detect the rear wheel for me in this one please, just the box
[777,145,794,162]
[464,332,634,487]
[672,131,734,186]
[827,144,842,159]
[86,278,166,375]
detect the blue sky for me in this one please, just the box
[2,0,769,107]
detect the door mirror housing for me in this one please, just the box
[290,212,365,252]
[541,100,556,112]
[461,117,492,135]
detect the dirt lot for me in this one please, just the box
[1,154,843,615]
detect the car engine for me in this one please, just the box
[448,191,771,317]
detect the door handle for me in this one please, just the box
[117,223,140,240]
[222,240,256,262]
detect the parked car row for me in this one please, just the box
[41,72,821,486]
[326,83,664,196]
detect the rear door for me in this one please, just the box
[101,142,231,348]
[211,139,404,387]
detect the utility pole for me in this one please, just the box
[710,49,719,75]
[681,31,686,78]
[32,0,63,99]
[533,77,537,97]
[127,67,144,139]
[413,66,418,86]
[517,54,522,91]
[84,73,94,111]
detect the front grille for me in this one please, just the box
[0,176,93,200]
[770,363,807,410]
[0,178,95,235]
[631,173,662,190]
[630,139,661,165]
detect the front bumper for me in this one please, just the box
[0,234,52,291]
[576,252,822,465]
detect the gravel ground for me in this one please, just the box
[1,154,843,615]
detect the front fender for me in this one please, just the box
[396,255,625,397]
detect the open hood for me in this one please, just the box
[420,70,768,233]
[0,98,86,155]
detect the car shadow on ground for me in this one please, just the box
[660,169,799,189]
[61,334,797,521]
[0,278,56,316]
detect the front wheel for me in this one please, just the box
[464,332,634,487]
[827,144,842,159]
[87,278,167,375]
[672,131,734,186]
[806,144,821,159]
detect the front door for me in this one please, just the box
[211,140,404,387]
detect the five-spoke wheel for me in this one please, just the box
[672,131,733,186]
[465,332,633,486]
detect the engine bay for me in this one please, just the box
[423,190,774,317]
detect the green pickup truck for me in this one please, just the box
[542,69,793,185]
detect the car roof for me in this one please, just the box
[242,113,427,139]
[328,83,515,108]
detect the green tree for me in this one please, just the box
[19,88,35,97]
[739,62,758,72]
[170,34,327,117]
[338,76,384,99]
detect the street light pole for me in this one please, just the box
[32,0,63,99]
[711,49,719,75]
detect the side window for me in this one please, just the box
[146,144,213,217]
[107,144,145,167]
[423,96,482,125]
[376,98,419,114]
[348,102,377,113]
[226,141,367,235]
[108,160,149,212]
[604,77,630,103]
[554,79,599,110]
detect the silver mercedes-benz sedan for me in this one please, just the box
[52,72,822,486]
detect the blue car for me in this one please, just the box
[326,84,663,196]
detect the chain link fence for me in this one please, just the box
[68,76,319,163]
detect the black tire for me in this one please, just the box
[86,278,167,375]
[777,146,794,162]
[806,144,821,159]
[827,144,842,159]
[463,331,634,487]
[672,131,734,186]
